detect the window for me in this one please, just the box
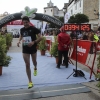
[51,9,52,12]
[71,9,73,15]
[75,4,77,10]
[45,10,46,12]
[80,0,81,7]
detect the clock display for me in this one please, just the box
[64,24,91,31]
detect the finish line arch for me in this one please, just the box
[0,13,63,28]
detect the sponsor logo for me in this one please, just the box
[42,15,62,26]
[0,15,15,25]
[13,21,21,25]
[77,46,86,53]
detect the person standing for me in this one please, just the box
[83,32,88,40]
[17,16,42,89]
[88,31,94,54]
[57,26,70,68]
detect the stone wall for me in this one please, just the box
[83,0,99,20]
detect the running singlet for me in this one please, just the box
[20,26,40,54]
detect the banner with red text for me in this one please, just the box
[71,40,91,64]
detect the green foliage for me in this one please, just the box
[95,73,100,90]
[96,55,100,90]
[68,15,76,23]
[97,63,100,69]
[5,33,13,46]
[97,55,100,61]
[0,35,7,52]
[0,36,11,66]
[58,17,64,23]
[49,23,57,28]
[3,56,11,67]
[39,37,47,51]
[97,55,100,69]
[68,13,89,23]
[50,36,58,57]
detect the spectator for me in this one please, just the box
[83,32,88,40]
[57,26,70,68]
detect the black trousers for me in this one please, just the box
[57,50,68,68]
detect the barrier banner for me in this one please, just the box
[46,40,51,51]
[44,36,54,42]
[97,42,100,51]
[71,40,91,64]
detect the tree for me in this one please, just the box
[58,17,64,23]
[49,23,57,28]
[68,13,89,23]
[68,15,76,23]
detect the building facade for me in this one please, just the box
[68,0,83,16]
[44,0,64,17]
[67,0,100,30]
[0,12,9,20]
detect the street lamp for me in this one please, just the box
[63,7,66,16]
[63,7,66,23]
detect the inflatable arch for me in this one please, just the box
[0,13,63,28]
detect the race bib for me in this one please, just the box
[22,36,32,46]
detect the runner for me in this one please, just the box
[17,16,42,89]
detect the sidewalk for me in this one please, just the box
[7,38,100,100]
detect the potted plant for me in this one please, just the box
[8,33,13,47]
[97,55,100,69]
[95,54,100,90]
[38,37,47,55]
[50,36,58,64]
[0,36,11,75]
[5,33,13,50]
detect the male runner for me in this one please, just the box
[17,16,42,89]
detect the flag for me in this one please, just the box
[64,12,70,24]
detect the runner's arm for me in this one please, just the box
[18,34,23,43]
[34,33,42,43]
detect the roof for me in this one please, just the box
[44,6,58,9]
[68,0,74,6]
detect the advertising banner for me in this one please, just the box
[71,40,91,64]
[46,40,51,51]
[97,42,100,51]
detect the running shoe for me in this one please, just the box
[34,68,37,76]
[28,82,33,89]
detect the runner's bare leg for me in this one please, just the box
[31,52,37,70]
[23,53,32,82]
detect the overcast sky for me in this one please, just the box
[0,0,69,14]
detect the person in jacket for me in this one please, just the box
[57,26,70,68]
